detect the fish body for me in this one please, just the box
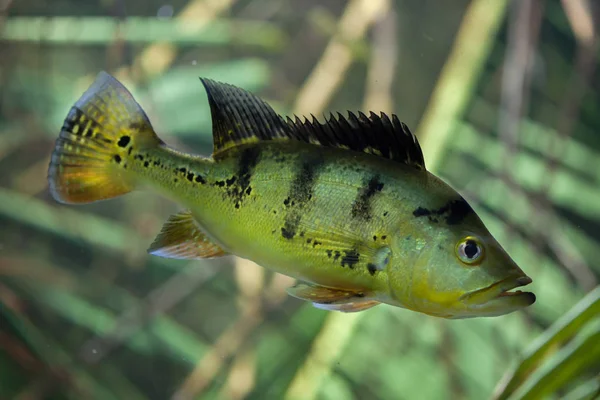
[47,72,535,318]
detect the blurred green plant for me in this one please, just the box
[0,0,599,399]
[493,286,600,400]
[2,17,286,49]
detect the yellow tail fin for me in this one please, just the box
[48,71,163,204]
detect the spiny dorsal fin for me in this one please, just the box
[199,78,290,155]
[286,111,425,169]
[200,78,425,169]
[148,210,228,259]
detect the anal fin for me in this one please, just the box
[313,300,379,313]
[148,210,228,259]
[286,282,379,313]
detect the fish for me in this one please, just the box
[47,71,536,319]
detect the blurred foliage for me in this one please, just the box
[493,287,600,400]
[0,0,599,399]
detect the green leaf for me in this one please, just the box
[2,17,286,49]
[493,287,600,399]
[1,305,121,399]
[14,280,209,362]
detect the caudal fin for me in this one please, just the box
[48,71,163,204]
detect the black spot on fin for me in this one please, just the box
[199,78,425,168]
[48,71,163,204]
[148,210,228,259]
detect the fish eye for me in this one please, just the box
[456,237,484,265]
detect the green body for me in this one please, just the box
[127,140,461,308]
[48,71,536,318]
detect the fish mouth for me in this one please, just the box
[461,276,536,312]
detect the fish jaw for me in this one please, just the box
[459,275,536,317]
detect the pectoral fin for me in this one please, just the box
[148,210,228,259]
[286,282,379,313]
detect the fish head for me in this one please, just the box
[387,194,535,319]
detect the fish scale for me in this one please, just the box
[46,71,536,318]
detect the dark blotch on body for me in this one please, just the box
[351,175,384,220]
[413,198,472,225]
[340,249,360,269]
[333,251,341,262]
[280,155,325,239]
[281,214,300,240]
[224,147,261,209]
[281,226,295,239]
[367,263,378,276]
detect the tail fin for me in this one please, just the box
[48,71,163,204]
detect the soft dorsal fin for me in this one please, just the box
[200,78,425,169]
[148,210,228,259]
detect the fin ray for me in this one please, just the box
[200,78,289,155]
[200,78,424,168]
[48,71,162,204]
[313,300,380,313]
[286,282,362,303]
[287,282,379,313]
[148,210,228,259]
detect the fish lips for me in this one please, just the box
[460,275,536,311]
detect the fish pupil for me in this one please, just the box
[464,240,479,259]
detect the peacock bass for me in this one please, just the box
[47,71,535,318]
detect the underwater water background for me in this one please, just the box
[1,0,599,399]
